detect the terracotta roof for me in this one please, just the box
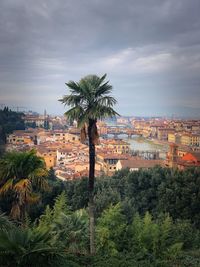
[189,152,200,161]
[58,147,73,153]
[97,153,128,160]
[120,159,163,169]
[101,139,129,145]
[37,146,56,154]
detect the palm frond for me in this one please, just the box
[88,104,120,120]
[96,96,117,107]
[95,84,112,99]
[64,106,88,127]
[59,94,83,107]
[64,80,84,95]
[26,193,40,204]
[0,226,66,267]
[64,105,83,119]
[14,179,32,195]
[29,168,49,191]
[0,178,13,194]
[0,213,14,231]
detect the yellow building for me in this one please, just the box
[181,133,200,147]
[168,132,176,143]
[101,139,130,154]
[7,132,34,145]
[74,161,101,173]
[37,146,57,169]
[157,128,174,140]
[51,131,80,143]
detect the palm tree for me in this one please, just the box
[59,74,119,254]
[0,150,48,221]
[0,213,67,267]
[39,193,89,255]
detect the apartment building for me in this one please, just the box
[180,133,200,147]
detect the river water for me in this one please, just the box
[108,134,168,159]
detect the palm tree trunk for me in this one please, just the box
[88,119,96,255]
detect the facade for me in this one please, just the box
[36,146,57,169]
[157,128,174,140]
[177,152,200,169]
[165,143,179,168]
[180,133,200,147]
[96,153,128,176]
[168,132,176,143]
[116,158,163,171]
[101,139,130,154]
[7,131,35,146]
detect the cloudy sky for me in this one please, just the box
[0,0,200,117]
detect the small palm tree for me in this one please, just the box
[0,150,48,221]
[59,74,119,254]
[0,213,67,267]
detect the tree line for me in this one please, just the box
[0,107,25,155]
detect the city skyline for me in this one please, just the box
[0,0,200,117]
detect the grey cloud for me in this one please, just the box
[0,0,200,116]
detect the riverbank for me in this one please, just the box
[122,135,169,153]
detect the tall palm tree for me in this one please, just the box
[0,150,48,221]
[59,74,119,254]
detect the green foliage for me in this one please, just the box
[1,164,200,266]
[0,107,25,146]
[64,177,89,210]
[0,150,48,221]
[129,213,184,260]
[38,192,89,255]
[0,213,67,267]
[94,177,121,216]
[158,167,200,228]
[96,203,126,255]
[39,192,69,228]
[96,206,199,264]
[28,168,65,222]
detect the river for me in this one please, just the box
[107,134,169,159]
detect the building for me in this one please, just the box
[96,152,129,176]
[177,152,200,169]
[101,139,130,154]
[168,132,181,144]
[7,131,35,146]
[37,131,80,144]
[116,158,163,171]
[165,143,179,168]
[36,146,57,169]
[157,128,175,141]
[24,114,52,129]
[180,133,200,147]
